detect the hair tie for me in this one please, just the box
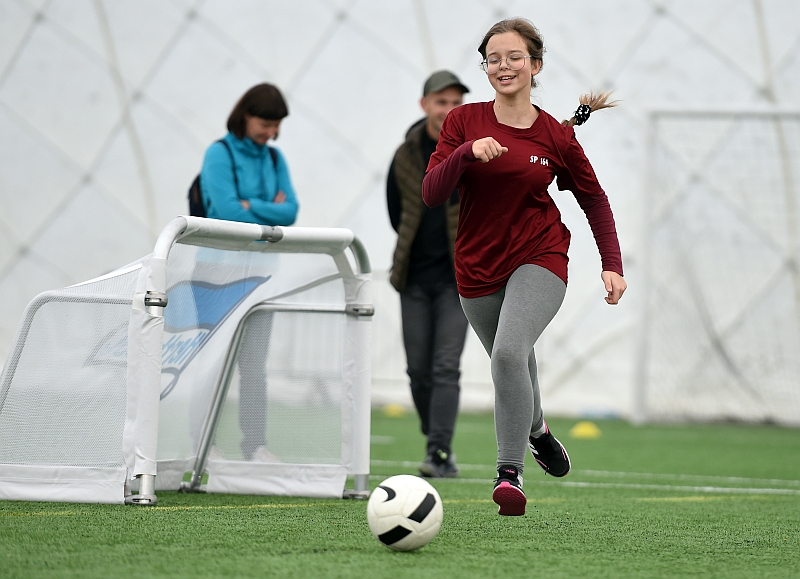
[573,104,591,126]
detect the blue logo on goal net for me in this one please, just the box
[160,276,270,399]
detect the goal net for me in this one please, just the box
[635,110,800,425]
[0,217,372,504]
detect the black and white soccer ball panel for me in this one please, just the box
[366,474,443,552]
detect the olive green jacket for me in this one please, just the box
[390,122,459,291]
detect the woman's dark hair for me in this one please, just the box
[227,83,289,138]
[478,18,546,88]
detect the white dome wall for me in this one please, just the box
[1,0,799,419]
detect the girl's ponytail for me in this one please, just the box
[562,91,618,127]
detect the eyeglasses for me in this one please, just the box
[480,54,534,74]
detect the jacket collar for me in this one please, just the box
[225,132,266,158]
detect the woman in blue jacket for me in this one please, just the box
[198,83,298,463]
[200,83,299,225]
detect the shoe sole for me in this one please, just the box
[419,462,460,478]
[492,481,526,516]
[418,464,441,478]
[530,435,571,477]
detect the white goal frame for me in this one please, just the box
[634,108,800,425]
[0,216,373,504]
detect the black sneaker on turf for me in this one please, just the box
[418,449,460,478]
[492,465,526,516]
[529,422,571,477]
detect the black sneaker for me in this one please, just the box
[418,449,460,478]
[528,421,571,477]
[492,465,526,516]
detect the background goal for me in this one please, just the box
[635,109,800,425]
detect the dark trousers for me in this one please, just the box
[400,282,469,455]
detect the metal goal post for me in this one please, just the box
[0,216,373,504]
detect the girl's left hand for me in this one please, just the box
[602,271,626,305]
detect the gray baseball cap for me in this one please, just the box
[423,70,470,96]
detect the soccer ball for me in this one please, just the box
[366,474,443,551]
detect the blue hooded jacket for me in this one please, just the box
[199,132,299,225]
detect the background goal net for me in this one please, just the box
[635,110,800,425]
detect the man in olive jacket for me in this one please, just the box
[386,71,469,478]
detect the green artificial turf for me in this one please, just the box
[1,411,799,579]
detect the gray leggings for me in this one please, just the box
[460,264,566,473]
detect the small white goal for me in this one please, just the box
[0,216,373,504]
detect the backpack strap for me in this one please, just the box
[218,140,276,192]
[217,139,239,196]
[211,140,277,205]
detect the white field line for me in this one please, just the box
[465,478,800,496]
[576,469,800,487]
[369,460,800,495]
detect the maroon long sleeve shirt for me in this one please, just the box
[423,101,623,298]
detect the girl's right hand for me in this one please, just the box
[472,137,508,163]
